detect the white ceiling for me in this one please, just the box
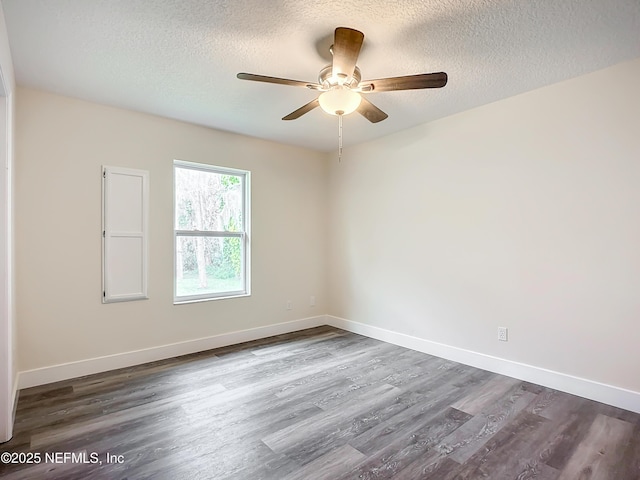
[2,0,639,152]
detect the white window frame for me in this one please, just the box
[173,160,251,303]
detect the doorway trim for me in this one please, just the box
[0,56,15,444]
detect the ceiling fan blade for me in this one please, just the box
[361,72,448,92]
[237,73,321,89]
[332,27,364,82]
[282,98,320,120]
[357,97,388,123]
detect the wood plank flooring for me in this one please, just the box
[1,326,639,479]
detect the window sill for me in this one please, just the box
[173,293,251,305]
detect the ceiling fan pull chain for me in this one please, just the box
[338,113,343,162]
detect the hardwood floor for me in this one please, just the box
[1,326,639,479]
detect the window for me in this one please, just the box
[174,161,250,303]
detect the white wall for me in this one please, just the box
[0,2,16,442]
[15,87,327,374]
[328,58,640,394]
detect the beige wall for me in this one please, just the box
[14,59,640,397]
[15,87,327,372]
[328,59,640,392]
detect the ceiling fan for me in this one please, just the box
[237,27,448,123]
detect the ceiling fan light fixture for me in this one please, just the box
[318,86,361,116]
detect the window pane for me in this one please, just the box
[175,167,243,232]
[176,236,243,297]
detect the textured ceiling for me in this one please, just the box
[2,0,639,152]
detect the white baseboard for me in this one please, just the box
[326,315,640,415]
[17,316,326,389]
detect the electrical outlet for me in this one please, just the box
[498,327,508,342]
[286,300,293,310]
[310,296,316,307]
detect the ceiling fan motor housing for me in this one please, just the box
[319,65,361,89]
